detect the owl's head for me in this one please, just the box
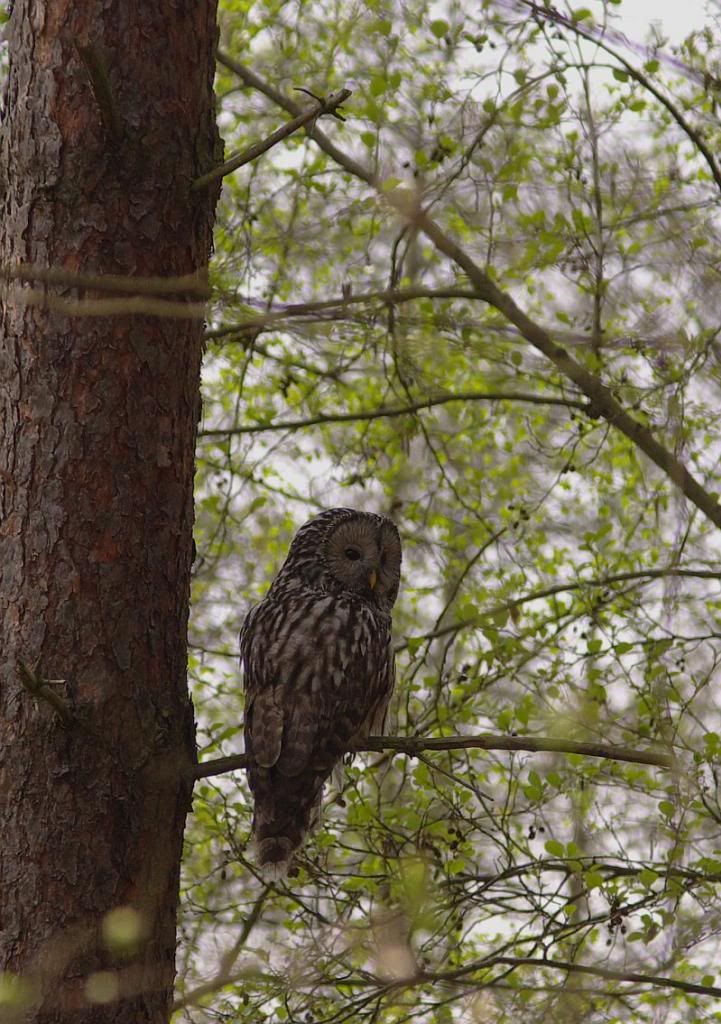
[276,508,402,612]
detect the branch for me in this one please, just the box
[520,0,721,194]
[393,566,721,650]
[189,568,719,661]
[3,264,211,297]
[190,732,671,781]
[191,88,352,192]
[207,282,700,359]
[361,734,671,767]
[1,265,212,318]
[224,59,721,534]
[172,887,270,1010]
[203,285,479,339]
[198,391,589,438]
[5,288,208,319]
[453,856,721,887]
[438,954,721,1001]
[217,54,374,186]
[410,206,721,532]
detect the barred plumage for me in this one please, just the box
[240,508,402,879]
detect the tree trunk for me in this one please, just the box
[0,2,221,1021]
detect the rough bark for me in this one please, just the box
[0,2,221,1021]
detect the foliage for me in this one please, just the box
[180,1,721,1021]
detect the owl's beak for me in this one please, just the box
[368,569,378,590]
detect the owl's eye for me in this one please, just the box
[344,547,362,561]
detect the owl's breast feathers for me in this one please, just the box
[241,589,394,779]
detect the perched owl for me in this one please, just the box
[240,507,402,879]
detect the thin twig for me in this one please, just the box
[203,285,478,339]
[393,566,721,650]
[172,887,271,1010]
[198,391,589,438]
[223,58,721,535]
[521,0,721,194]
[17,660,74,726]
[436,954,721,1000]
[191,88,352,192]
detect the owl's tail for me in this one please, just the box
[252,786,323,880]
[254,836,298,881]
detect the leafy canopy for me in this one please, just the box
[182,1,721,1021]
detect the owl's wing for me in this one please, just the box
[241,597,394,778]
[363,647,396,736]
[241,604,286,771]
[274,698,321,777]
[241,600,322,778]
[313,630,395,763]
[247,688,284,768]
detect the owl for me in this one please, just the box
[240,507,402,880]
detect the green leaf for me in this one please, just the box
[544,839,565,858]
[639,868,659,888]
[429,19,449,38]
[584,869,604,890]
[613,642,634,654]
[447,857,466,875]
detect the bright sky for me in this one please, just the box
[620,0,711,41]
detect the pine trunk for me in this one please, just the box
[0,2,221,1021]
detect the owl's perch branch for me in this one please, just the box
[361,734,672,766]
[190,733,671,781]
